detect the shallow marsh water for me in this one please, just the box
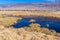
[13,16,60,33]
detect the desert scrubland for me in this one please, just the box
[0,11,60,40]
[0,1,60,40]
[0,11,60,18]
[0,24,60,40]
[0,16,22,27]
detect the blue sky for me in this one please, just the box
[0,0,56,4]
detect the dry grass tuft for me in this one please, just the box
[0,26,60,40]
[0,17,22,27]
[24,23,60,37]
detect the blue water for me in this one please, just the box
[12,17,60,33]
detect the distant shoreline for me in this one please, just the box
[0,10,59,12]
[0,10,60,19]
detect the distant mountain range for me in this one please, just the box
[0,2,60,11]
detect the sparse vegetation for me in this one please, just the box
[0,11,60,40]
[24,23,60,37]
[0,26,60,40]
[0,17,22,27]
[29,19,36,23]
[0,11,60,18]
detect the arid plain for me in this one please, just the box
[0,11,60,40]
[0,11,60,18]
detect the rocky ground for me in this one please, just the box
[0,25,60,40]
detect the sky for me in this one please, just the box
[0,0,57,4]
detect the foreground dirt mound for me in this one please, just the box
[0,26,60,40]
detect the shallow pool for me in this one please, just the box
[12,16,60,33]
